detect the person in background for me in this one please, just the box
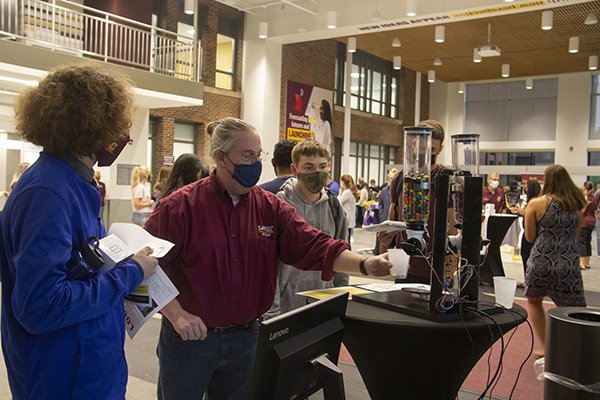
[524,164,587,358]
[268,140,348,317]
[380,119,454,283]
[160,153,207,200]
[144,118,392,400]
[369,178,381,198]
[356,180,369,227]
[93,170,106,219]
[0,64,158,400]
[326,173,340,196]
[577,181,597,270]
[259,140,295,194]
[483,171,506,213]
[505,180,522,211]
[131,165,154,226]
[153,165,173,201]
[511,179,542,275]
[339,174,359,244]
[2,162,31,198]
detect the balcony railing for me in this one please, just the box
[0,0,201,81]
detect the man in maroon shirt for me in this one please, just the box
[145,117,392,400]
[482,171,506,213]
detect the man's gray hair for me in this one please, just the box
[207,117,257,159]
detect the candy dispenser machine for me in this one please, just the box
[401,126,432,255]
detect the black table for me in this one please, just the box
[479,214,518,285]
[342,297,526,400]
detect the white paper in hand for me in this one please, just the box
[108,223,174,258]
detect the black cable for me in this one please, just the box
[466,308,505,400]
[477,301,534,400]
[465,309,496,399]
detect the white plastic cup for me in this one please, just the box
[493,276,517,308]
[388,248,410,279]
[484,203,496,215]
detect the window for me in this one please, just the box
[216,16,237,90]
[588,151,600,166]
[590,75,600,139]
[334,43,400,119]
[465,79,557,141]
[174,123,196,159]
[480,152,554,166]
[344,141,399,185]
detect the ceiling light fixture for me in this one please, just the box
[569,36,579,53]
[526,78,533,90]
[476,23,501,57]
[347,37,357,53]
[458,82,465,94]
[473,48,482,63]
[502,63,510,78]
[393,56,402,70]
[584,13,598,25]
[296,24,307,33]
[406,0,417,17]
[428,70,435,83]
[258,22,268,39]
[371,9,382,21]
[503,0,514,2]
[590,55,599,71]
[184,0,194,15]
[433,57,442,66]
[327,11,337,29]
[435,25,445,43]
[541,10,553,30]
[392,37,401,48]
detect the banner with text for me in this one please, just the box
[285,81,334,153]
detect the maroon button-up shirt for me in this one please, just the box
[483,186,506,213]
[144,174,349,327]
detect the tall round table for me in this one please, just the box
[342,298,527,400]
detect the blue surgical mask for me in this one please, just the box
[225,154,262,188]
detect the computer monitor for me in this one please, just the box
[249,292,349,400]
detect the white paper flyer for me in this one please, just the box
[97,223,179,338]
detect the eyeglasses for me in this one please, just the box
[238,151,269,163]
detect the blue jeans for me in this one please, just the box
[157,318,259,400]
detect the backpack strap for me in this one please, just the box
[325,187,342,224]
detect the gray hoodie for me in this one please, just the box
[265,177,348,318]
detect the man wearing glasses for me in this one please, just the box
[145,117,392,400]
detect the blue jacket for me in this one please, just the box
[0,153,143,399]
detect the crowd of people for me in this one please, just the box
[0,62,596,399]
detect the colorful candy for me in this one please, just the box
[402,174,430,228]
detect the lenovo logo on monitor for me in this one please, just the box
[269,327,289,341]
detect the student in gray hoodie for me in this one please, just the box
[267,140,349,317]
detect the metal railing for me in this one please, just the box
[0,0,201,81]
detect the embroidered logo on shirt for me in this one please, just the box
[257,225,275,238]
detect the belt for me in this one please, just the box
[211,320,258,334]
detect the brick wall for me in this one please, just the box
[280,39,430,163]
[149,0,244,177]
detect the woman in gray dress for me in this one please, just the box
[524,164,587,358]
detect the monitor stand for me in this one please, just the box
[352,289,503,322]
[310,353,346,400]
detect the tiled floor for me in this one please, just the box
[2,228,599,399]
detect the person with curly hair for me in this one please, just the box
[0,64,158,399]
